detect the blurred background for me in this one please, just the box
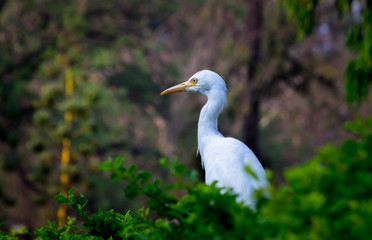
[0,0,371,231]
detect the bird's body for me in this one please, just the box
[161,70,269,208]
[200,137,268,206]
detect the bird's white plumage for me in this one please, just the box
[161,70,269,208]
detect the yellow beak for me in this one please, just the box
[160,81,193,95]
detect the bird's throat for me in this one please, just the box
[197,90,227,159]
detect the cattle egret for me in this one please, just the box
[161,70,269,208]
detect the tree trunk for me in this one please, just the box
[242,0,269,167]
[242,98,260,155]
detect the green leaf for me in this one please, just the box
[245,165,258,180]
[138,170,152,184]
[80,193,88,208]
[172,163,186,176]
[159,157,169,167]
[110,172,120,182]
[187,170,198,181]
[55,194,70,204]
[99,159,113,170]
[125,184,140,200]
[128,164,137,174]
[68,187,76,195]
[114,156,125,169]
[70,194,77,205]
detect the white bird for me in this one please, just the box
[161,70,269,208]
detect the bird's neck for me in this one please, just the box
[197,90,227,156]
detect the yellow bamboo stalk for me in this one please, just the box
[58,67,73,227]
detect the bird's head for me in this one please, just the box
[160,70,227,96]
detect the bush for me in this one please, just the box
[2,117,372,239]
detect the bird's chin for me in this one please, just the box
[186,88,198,93]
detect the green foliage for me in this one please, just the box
[0,223,19,240]
[284,0,372,102]
[1,117,369,238]
[345,27,372,102]
[344,5,372,102]
[54,187,152,240]
[7,117,368,239]
[284,0,318,38]
[266,117,372,239]
[0,222,29,240]
[0,0,178,218]
[29,117,372,239]
[34,219,83,240]
[47,156,267,239]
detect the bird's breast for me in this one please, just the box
[200,137,268,186]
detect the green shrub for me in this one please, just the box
[1,117,371,239]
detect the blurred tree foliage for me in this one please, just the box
[0,0,180,229]
[240,0,336,165]
[285,0,372,102]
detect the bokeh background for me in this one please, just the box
[1,0,371,231]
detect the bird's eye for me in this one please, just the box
[191,78,198,84]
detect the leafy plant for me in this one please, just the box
[51,156,269,240]
[55,187,152,240]
[2,117,371,239]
